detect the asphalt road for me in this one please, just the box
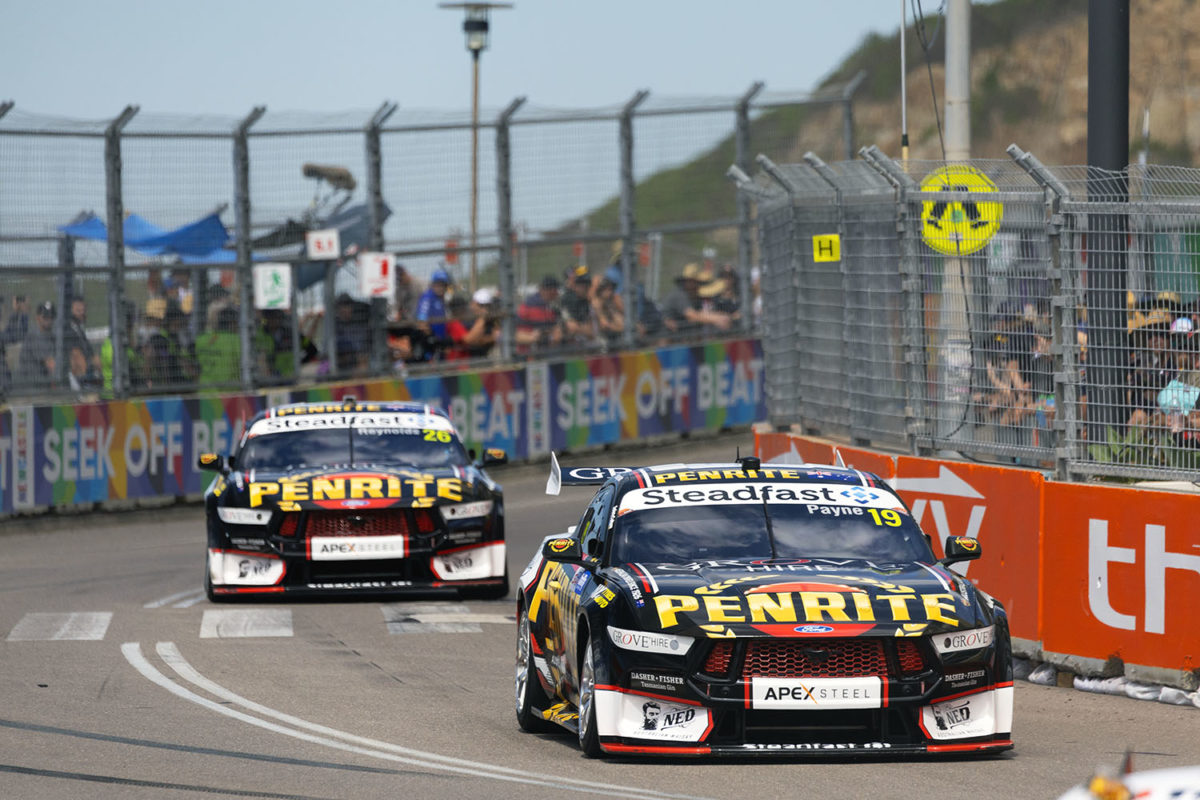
[1,431,1196,799]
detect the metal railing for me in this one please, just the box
[738,145,1200,482]
[0,78,865,402]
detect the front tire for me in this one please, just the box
[577,634,602,757]
[515,602,554,732]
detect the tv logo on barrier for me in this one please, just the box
[1089,519,1200,634]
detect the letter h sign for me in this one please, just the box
[1088,519,1200,634]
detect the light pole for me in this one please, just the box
[440,1,512,292]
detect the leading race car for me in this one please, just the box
[199,398,508,601]
[515,454,1014,757]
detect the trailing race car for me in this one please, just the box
[514,453,1014,757]
[199,398,507,601]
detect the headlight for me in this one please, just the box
[932,625,995,655]
[439,499,494,521]
[607,625,694,656]
[217,507,271,525]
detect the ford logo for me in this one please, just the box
[794,625,835,634]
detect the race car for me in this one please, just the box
[514,453,1014,757]
[198,398,507,601]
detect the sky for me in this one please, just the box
[3,0,912,119]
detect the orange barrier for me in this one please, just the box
[756,431,1199,684]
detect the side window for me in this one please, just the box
[580,485,615,559]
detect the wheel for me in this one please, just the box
[577,633,602,757]
[515,602,554,733]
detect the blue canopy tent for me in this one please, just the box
[59,211,236,263]
[60,202,389,289]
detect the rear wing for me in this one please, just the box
[545,451,634,496]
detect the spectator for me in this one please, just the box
[417,268,452,343]
[195,305,242,389]
[170,268,194,315]
[561,265,597,347]
[64,296,101,376]
[145,268,168,322]
[1157,317,1200,445]
[441,294,474,361]
[3,294,29,346]
[1126,306,1174,428]
[662,263,732,339]
[603,241,664,344]
[516,275,563,353]
[101,302,145,397]
[462,287,501,358]
[591,277,625,346]
[393,263,421,322]
[334,294,371,376]
[144,299,197,390]
[698,269,741,331]
[16,301,56,392]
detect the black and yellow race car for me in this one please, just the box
[198,398,507,601]
[514,454,1013,757]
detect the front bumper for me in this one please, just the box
[590,634,1013,757]
[207,540,506,596]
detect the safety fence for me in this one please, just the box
[0,337,764,515]
[757,432,1200,693]
[0,78,862,403]
[737,146,1200,483]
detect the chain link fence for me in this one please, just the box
[0,79,863,404]
[740,144,1200,482]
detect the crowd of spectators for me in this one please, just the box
[0,252,758,398]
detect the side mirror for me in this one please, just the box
[941,536,982,566]
[197,453,228,474]
[542,536,585,564]
[482,448,508,466]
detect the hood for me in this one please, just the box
[607,559,984,639]
[227,464,484,512]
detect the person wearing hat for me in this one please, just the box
[417,267,452,349]
[16,300,57,391]
[516,275,563,353]
[464,287,500,357]
[662,262,732,339]
[591,276,625,346]
[561,265,597,346]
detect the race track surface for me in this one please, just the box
[1,431,1195,799]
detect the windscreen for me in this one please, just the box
[236,414,469,471]
[609,483,934,565]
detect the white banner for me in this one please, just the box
[253,263,292,310]
[357,251,397,299]
[305,228,341,261]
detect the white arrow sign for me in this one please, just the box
[888,466,983,499]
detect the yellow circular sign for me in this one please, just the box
[920,165,1003,256]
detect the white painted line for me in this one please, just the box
[387,622,483,634]
[171,592,207,609]
[7,612,112,641]
[144,588,203,609]
[126,641,710,800]
[199,609,292,639]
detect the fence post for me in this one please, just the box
[860,145,928,455]
[619,90,649,348]
[1009,144,1075,480]
[736,82,765,334]
[841,70,867,160]
[365,102,398,253]
[234,106,266,392]
[494,96,526,363]
[104,105,138,400]
[755,154,804,430]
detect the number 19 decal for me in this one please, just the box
[867,508,903,527]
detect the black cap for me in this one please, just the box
[37,300,55,317]
[540,275,561,290]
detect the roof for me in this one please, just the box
[264,399,446,418]
[614,462,883,491]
